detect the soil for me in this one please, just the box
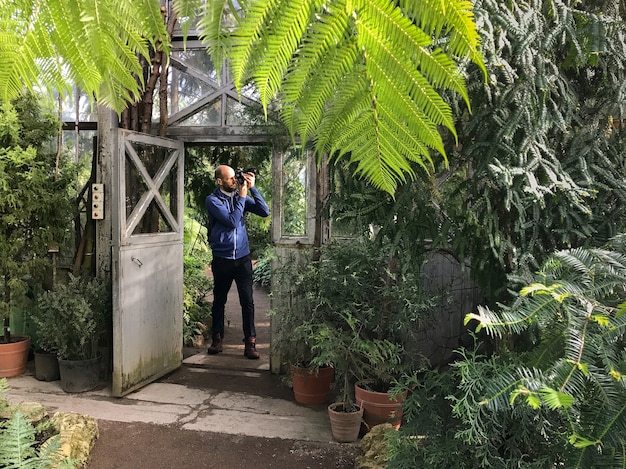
[88,420,359,469]
[86,354,360,469]
[86,283,362,469]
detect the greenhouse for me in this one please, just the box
[1,0,626,467]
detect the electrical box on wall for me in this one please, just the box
[91,183,104,220]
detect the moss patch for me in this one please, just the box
[354,423,394,469]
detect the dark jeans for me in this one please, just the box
[211,254,256,341]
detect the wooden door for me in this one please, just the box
[111,129,184,396]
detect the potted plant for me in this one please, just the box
[311,309,403,442]
[32,274,111,392]
[273,237,434,434]
[352,259,433,431]
[317,238,433,432]
[272,242,390,440]
[271,251,335,405]
[0,94,75,378]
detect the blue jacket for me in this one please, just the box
[205,186,270,259]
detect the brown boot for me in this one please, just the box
[207,333,223,354]
[244,337,260,359]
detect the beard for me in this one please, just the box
[221,183,236,193]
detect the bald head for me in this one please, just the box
[215,165,237,193]
[215,165,234,180]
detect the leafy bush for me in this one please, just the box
[32,275,111,360]
[183,252,212,345]
[388,235,626,468]
[0,94,76,342]
[252,246,273,290]
[272,237,435,407]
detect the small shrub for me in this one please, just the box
[32,275,111,360]
[252,247,274,290]
[183,252,212,345]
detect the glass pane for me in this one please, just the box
[282,149,307,236]
[226,96,268,126]
[241,83,260,101]
[329,166,360,237]
[160,158,179,224]
[125,142,178,234]
[173,49,218,81]
[77,131,96,164]
[77,91,97,121]
[167,49,218,116]
[131,199,174,235]
[59,88,97,122]
[178,99,222,126]
[59,89,77,122]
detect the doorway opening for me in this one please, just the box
[181,144,273,372]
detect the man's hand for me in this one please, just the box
[243,172,255,189]
[239,180,248,199]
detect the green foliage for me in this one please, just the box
[439,0,626,301]
[252,246,273,290]
[32,274,112,360]
[0,94,76,341]
[0,0,168,112]
[182,205,212,346]
[272,237,434,407]
[182,252,212,346]
[0,379,76,468]
[0,412,43,468]
[454,238,626,468]
[178,0,485,194]
[387,236,626,468]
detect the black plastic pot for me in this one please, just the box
[34,351,60,381]
[58,354,101,393]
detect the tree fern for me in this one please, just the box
[177,0,485,194]
[0,0,168,112]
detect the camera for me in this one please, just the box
[235,167,256,184]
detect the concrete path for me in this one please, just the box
[5,367,333,442]
[5,281,336,443]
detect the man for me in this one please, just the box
[205,165,270,359]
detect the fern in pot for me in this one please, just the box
[32,274,111,392]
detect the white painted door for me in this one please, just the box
[111,129,184,396]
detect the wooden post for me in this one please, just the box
[95,106,117,277]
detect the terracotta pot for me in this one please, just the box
[0,335,31,378]
[291,364,333,405]
[355,380,407,432]
[327,402,363,443]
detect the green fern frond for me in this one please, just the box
[464,240,626,465]
[201,0,485,194]
[196,0,239,82]
[0,412,37,468]
[173,0,203,39]
[227,0,279,91]
[401,0,486,79]
[281,20,358,144]
[253,0,315,111]
[0,0,167,112]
